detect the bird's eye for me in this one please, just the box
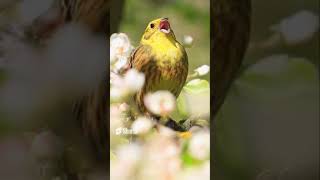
[150,23,155,28]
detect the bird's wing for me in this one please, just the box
[129,44,153,70]
[119,44,152,74]
[127,44,155,113]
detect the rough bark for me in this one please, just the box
[212,0,251,118]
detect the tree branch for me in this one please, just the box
[212,0,251,119]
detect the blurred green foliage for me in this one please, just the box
[215,58,319,180]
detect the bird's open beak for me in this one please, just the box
[159,18,171,34]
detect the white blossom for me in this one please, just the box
[183,35,194,47]
[110,33,134,64]
[111,143,142,180]
[144,91,176,116]
[124,69,145,92]
[113,56,129,73]
[110,69,145,101]
[194,65,210,76]
[110,71,122,85]
[117,143,142,163]
[158,125,176,138]
[131,116,154,135]
[119,103,129,112]
[188,131,210,160]
[141,135,181,180]
[110,86,127,102]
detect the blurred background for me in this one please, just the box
[214,0,319,180]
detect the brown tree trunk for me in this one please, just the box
[212,0,251,119]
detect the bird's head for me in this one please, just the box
[141,18,176,43]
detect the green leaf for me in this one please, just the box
[181,149,204,167]
[184,79,210,94]
[170,92,190,121]
[170,79,211,121]
[179,140,205,167]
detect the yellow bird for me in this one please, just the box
[128,17,188,117]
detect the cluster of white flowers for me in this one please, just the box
[110,33,146,101]
[110,33,134,72]
[111,129,211,180]
[111,143,143,180]
[110,68,145,101]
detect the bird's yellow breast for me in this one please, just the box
[141,34,184,67]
